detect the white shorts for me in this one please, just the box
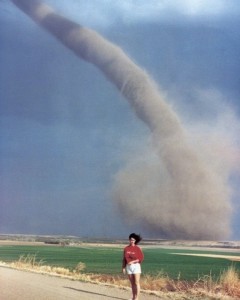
[126,263,141,275]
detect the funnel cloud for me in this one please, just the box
[11,0,232,239]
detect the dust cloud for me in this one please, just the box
[12,0,232,239]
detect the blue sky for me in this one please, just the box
[0,0,240,239]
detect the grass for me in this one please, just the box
[0,245,240,298]
[1,254,240,299]
[1,245,240,279]
[220,266,240,298]
[0,245,122,274]
[144,248,240,280]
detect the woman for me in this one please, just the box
[122,233,144,300]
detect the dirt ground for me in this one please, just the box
[0,266,161,300]
[171,252,240,261]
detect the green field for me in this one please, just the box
[0,245,239,281]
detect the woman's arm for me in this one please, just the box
[127,259,139,264]
[137,246,144,263]
[122,251,127,273]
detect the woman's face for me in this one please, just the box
[129,237,136,245]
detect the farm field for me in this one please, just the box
[0,244,240,281]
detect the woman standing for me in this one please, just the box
[122,233,144,300]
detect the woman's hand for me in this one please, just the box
[122,267,126,274]
[128,259,139,265]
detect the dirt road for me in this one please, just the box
[0,266,161,300]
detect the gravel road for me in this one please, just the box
[0,266,161,300]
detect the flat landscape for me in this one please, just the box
[1,235,240,299]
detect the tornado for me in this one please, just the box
[11,0,232,239]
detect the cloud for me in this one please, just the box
[112,87,240,239]
[4,0,240,239]
[11,0,235,240]
[44,0,240,28]
[170,0,240,17]
[185,89,240,173]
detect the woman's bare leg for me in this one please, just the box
[128,274,135,299]
[133,273,141,299]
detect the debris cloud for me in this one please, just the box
[12,0,232,239]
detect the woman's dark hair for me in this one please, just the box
[129,233,142,245]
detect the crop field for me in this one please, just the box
[0,244,240,281]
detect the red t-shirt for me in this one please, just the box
[123,245,144,267]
